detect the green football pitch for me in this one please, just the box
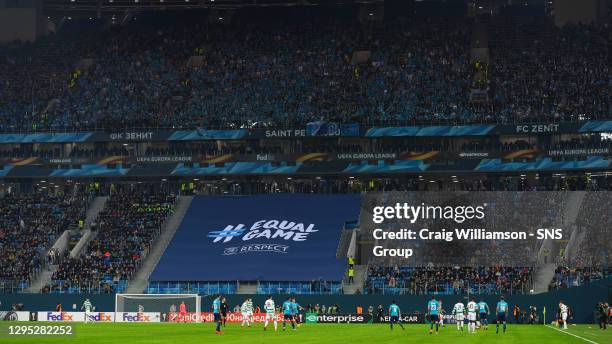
[1,323,611,344]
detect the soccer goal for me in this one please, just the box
[115,294,201,322]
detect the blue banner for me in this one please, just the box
[365,125,495,137]
[0,132,93,143]
[171,162,301,175]
[475,156,612,171]
[150,194,362,281]
[342,160,428,173]
[0,165,13,177]
[579,120,612,133]
[169,129,247,140]
[50,164,129,177]
[0,121,609,144]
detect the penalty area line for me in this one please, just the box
[545,325,599,344]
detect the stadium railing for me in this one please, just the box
[0,280,30,293]
[365,280,529,296]
[46,279,129,294]
[256,281,343,295]
[146,281,237,295]
[145,281,342,295]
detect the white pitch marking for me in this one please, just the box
[545,325,599,344]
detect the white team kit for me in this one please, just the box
[467,301,478,321]
[264,298,277,331]
[466,301,478,333]
[560,303,569,329]
[241,299,254,327]
[82,299,93,323]
[453,302,465,331]
[453,302,465,321]
[560,304,568,320]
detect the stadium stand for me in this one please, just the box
[0,11,608,131]
[0,182,595,296]
[489,17,609,123]
[0,189,90,293]
[365,266,534,295]
[3,4,612,344]
[0,3,609,332]
[548,267,610,291]
[572,192,612,267]
[44,189,176,293]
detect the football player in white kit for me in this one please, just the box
[467,297,478,333]
[81,298,94,323]
[241,298,254,327]
[559,300,569,329]
[263,295,277,331]
[452,301,465,331]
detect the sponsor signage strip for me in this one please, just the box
[115,312,161,323]
[0,120,610,144]
[0,311,484,325]
[0,311,31,322]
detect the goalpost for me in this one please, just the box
[115,294,202,323]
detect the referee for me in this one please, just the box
[213,295,222,334]
[221,297,229,327]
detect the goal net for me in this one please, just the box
[115,294,201,322]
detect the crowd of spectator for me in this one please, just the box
[484,192,566,265]
[366,266,533,295]
[0,12,608,132]
[573,192,612,267]
[185,174,612,197]
[548,267,609,290]
[489,18,609,123]
[0,190,89,292]
[0,34,78,131]
[365,266,612,295]
[45,190,175,293]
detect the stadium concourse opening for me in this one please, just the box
[0,0,611,342]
